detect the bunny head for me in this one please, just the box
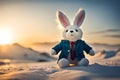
[57,8,85,42]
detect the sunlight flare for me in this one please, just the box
[0,27,14,45]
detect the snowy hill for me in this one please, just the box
[0,44,120,80]
[90,43,120,52]
[0,43,55,61]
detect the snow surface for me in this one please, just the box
[0,43,55,61]
[0,44,120,80]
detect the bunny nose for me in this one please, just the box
[70,30,74,33]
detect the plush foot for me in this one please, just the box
[78,58,89,66]
[58,58,69,68]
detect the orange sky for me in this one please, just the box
[0,0,120,45]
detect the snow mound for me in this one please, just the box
[0,43,55,61]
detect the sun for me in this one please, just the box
[0,28,14,45]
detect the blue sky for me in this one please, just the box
[0,0,120,45]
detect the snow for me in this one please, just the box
[0,44,120,80]
[0,43,55,61]
[0,60,120,80]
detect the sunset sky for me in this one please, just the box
[0,0,120,45]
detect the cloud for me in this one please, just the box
[104,34,120,38]
[105,29,120,32]
[90,29,120,38]
[32,42,58,46]
[90,29,120,34]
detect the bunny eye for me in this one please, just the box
[66,30,68,32]
[75,29,78,32]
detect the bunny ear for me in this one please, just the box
[57,11,70,28]
[73,8,85,27]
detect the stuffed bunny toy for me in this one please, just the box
[51,8,95,68]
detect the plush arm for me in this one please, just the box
[51,42,62,55]
[82,41,95,56]
[89,49,95,56]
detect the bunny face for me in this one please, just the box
[57,8,85,42]
[62,25,83,41]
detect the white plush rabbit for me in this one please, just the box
[51,8,95,68]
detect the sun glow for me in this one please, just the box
[0,27,14,45]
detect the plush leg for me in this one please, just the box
[78,58,89,66]
[58,58,69,68]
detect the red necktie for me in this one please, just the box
[70,42,76,60]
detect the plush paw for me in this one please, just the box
[58,58,69,68]
[51,49,57,55]
[89,49,95,56]
[78,58,89,66]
